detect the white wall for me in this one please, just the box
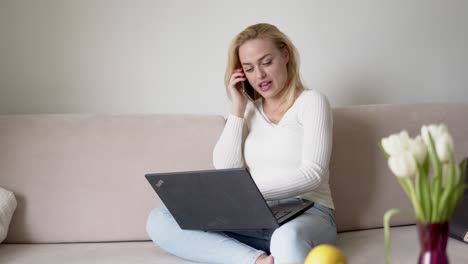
[1,0,467,115]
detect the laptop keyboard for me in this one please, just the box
[273,210,292,220]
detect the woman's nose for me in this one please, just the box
[256,67,266,79]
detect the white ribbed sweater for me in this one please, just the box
[213,89,334,209]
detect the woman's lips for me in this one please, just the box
[258,81,272,92]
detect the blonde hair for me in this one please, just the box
[224,23,305,105]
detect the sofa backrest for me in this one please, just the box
[1,103,467,243]
[329,103,468,232]
[0,114,225,243]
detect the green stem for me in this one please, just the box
[401,177,423,220]
[431,174,443,221]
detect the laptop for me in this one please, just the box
[145,168,314,231]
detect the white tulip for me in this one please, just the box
[388,151,417,178]
[435,133,454,162]
[421,124,446,144]
[407,136,427,164]
[381,131,411,156]
[421,124,454,162]
[381,131,427,164]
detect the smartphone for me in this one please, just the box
[242,80,256,102]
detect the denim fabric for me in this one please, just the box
[146,198,336,264]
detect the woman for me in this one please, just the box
[147,23,336,264]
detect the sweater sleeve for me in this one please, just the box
[254,92,333,200]
[212,114,248,169]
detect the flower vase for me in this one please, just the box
[417,221,449,264]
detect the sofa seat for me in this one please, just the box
[337,225,468,264]
[0,241,195,264]
[1,226,467,264]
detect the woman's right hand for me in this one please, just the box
[228,68,248,117]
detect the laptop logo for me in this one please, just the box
[155,180,164,188]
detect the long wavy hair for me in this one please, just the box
[224,23,305,105]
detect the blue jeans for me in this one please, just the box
[146,198,337,264]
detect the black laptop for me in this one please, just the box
[145,168,314,231]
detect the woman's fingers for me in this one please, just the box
[228,68,248,116]
[229,70,247,96]
[230,70,246,88]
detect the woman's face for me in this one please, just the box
[238,38,289,101]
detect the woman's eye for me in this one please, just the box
[245,68,253,73]
[263,61,272,65]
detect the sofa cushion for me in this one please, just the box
[0,187,17,243]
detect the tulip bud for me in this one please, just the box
[421,124,454,162]
[435,133,454,162]
[381,131,410,156]
[388,152,417,178]
[381,131,427,165]
[408,136,427,164]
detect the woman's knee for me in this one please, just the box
[270,224,303,249]
[269,225,307,263]
[269,216,337,262]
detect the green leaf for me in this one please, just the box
[444,160,467,221]
[452,161,467,213]
[426,132,443,221]
[384,209,400,264]
[438,154,457,221]
[423,155,430,175]
[445,184,466,221]
[422,155,432,220]
[416,162,431,221]
[460,159,467,185]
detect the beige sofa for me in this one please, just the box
[0,103,467,264]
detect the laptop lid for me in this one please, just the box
[146,168,314,231]
[145,168,281,230]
